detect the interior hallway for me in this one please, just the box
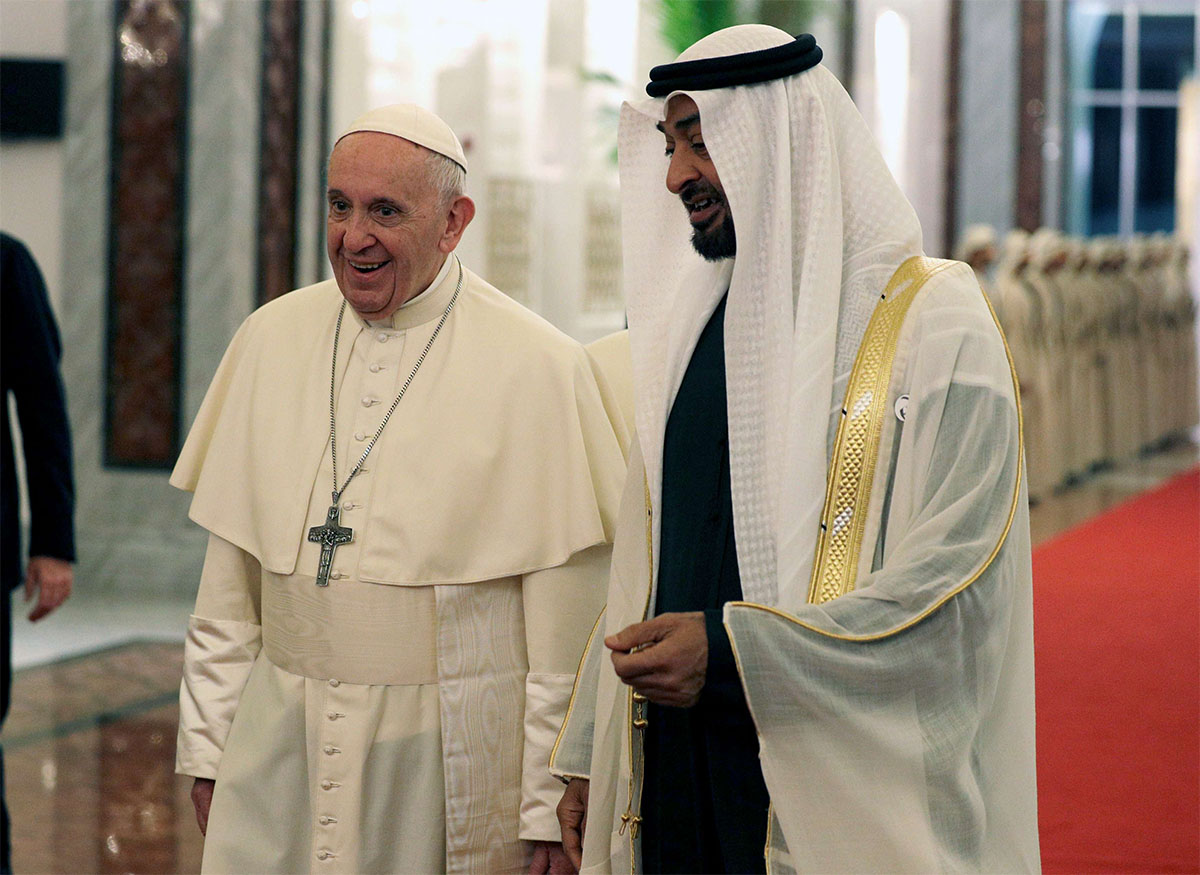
[5,441,1198,874]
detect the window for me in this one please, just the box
[1065,2,1196,236]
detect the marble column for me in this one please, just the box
[957,0,1021,236]
[62,0,266,598]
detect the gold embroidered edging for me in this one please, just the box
[731,267,1026,642]
[620,473,656,871]
[806,256,955,605]
[764,802,775,874]
[548,605,607,776]
[642,474,654,610]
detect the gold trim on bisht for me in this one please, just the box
[619,474,656,868]
[548,605,606,780]
[806,256,955,605]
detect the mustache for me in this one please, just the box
[679,180,723,207]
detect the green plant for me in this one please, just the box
[656,0,819,56]
[658,0,740,54]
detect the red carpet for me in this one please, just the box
[1034,468,1200,873]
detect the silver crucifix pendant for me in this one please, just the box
[307,504,354,586]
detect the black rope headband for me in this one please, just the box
[646,33,822,97]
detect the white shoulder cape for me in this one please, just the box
[172,266,625,584]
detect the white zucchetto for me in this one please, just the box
[335,103,468,172]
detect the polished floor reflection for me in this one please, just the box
[1028,440,1198,546]
[6,643,204,873]
[3,442,1196,874]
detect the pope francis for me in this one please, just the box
[172,104,626,873]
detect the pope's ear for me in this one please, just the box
[439,195,475,253]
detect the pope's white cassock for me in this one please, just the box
[172,108,626,874]
[552,26,1040,873]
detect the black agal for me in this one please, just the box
[646,33,822,97]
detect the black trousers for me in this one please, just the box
[2,582,12,874]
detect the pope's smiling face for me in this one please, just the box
[659,94,735,261]
[326,132,472,320]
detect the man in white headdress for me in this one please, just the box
[1164,237,1200,437]
[995,229,1054,501]
[1026,228,1070,487]
[955,224,999,307]
[549,26,1039,873]
[1056,236,1104,478]
[1099,238,1148,462]
[1138,233,1176,448]
[172,103,626,873]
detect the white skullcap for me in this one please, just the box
[335,104,468,173]
[954,224,997,262]
[1062,235,1088,266]
[1086,236,1109,262]
[1027,228,1065,265]
[998,228,1029,264]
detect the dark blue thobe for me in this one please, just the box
[641,295,770,874]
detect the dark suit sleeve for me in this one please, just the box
[1,234,76,565]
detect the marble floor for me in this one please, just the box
[1027,439,1199,546]
[5,643,204,874]
[3,441,1197,874]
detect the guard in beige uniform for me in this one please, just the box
[1165,238,1200,437]
[1109,241,1150,461]
[955,224,999,313]
[1025,229,1071,488]
[1058,238,1104,476]
[1123,237,1161,453]
[1089,238,1123,465]
[173,104,625,874]
[995,230,1051,501]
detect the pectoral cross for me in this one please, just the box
[308,504,353,586]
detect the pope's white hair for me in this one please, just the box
[326,138,465,205]
[426,149,465,206]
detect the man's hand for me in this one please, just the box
[555,778,589,872]
[528,839,576,874]
[191,777,215,835]
[605,611,707,708]
[24,556,73,622]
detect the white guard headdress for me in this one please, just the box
[620,24,924,608]
[954,223,998,263]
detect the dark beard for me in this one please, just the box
[680,180,736,261]
[691,212,736,261]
